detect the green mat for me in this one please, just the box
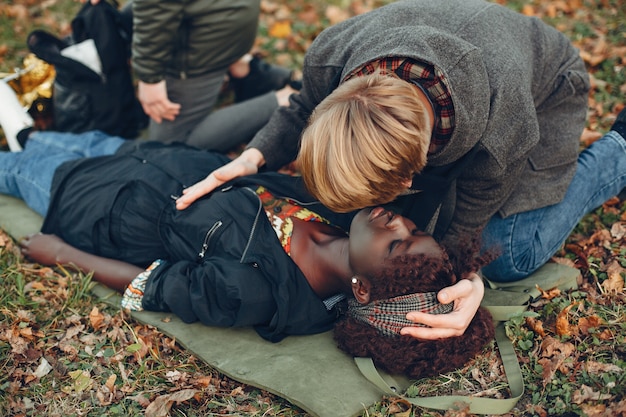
[0,193,581,416]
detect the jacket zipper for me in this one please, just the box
[198,220,223,260]
[240,187,264,262]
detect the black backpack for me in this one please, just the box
[27,1,146,138]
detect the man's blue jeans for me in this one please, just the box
[482,131,626,282]
[0,130,124,217]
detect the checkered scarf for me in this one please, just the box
[347,292,453,337]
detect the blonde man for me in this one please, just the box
[298,73,431,213]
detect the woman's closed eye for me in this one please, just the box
[390,230,421,253]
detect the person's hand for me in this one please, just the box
[19,233,69,266]
[137,80,181,123]
[400,272,484,339]
[176,148,265,210]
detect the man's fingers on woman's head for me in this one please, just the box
[438,278,474,302]
[399,325,465,340]
[405,310,469,330]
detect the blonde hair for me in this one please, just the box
[298,73,432,212]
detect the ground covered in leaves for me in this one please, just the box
[0,0,625,416]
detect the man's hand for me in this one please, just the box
[176,148,265,210]
[400,272,484,339]
[138,80,181,123]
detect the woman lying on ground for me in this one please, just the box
[1,130,491,351]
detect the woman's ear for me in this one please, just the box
[351,276,371,304]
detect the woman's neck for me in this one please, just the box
[289,219,353,298]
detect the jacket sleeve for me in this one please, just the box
[141,258,276,329]
[131,0,184,83]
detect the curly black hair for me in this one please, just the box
[334,236,496,379]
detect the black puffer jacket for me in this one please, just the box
[41,141,355,342]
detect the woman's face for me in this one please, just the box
[348,207,443,274]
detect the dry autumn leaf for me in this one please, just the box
[536,284,562,300]
[89,306,105,330]
[268,20,291,38]
[573,384,613,404]
[556,302,579,337]
[521,4,535,16]
[145,389,199,417]
[603,260,625,293]
[525,315,547,337]
[105,373,117,391]
[610,222,626,240]
[387,397,412,416]
[584,361,623,375]
[550,256,578,269]
[577,315,604,335]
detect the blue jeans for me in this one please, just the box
[0,130,124,217]
[482,130,626,282]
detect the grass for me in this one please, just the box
[1,0,626,416]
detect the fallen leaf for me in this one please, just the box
[387,397,412,416]
[577,315,604,335]
[0,233,9,247]
[128,393,151,408]
[268,20,291,39]
[602,260,625,293]
[597,329,614,340]
[89,306,105,330]
[541,336,576,358]
[525,315,546,337]
[584,361,623,375]
[521,4,535,16]
[572,384,613,404]
[610,222,626,240]
[33,357,52,379]
[556,302,578,336]
[536,284,561,300]
[105,373,117,391]
[538,357,558,387]
[144,389,198,417]
[550,256,578,269]
[65,370,93,393]
[580,404,608,417]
